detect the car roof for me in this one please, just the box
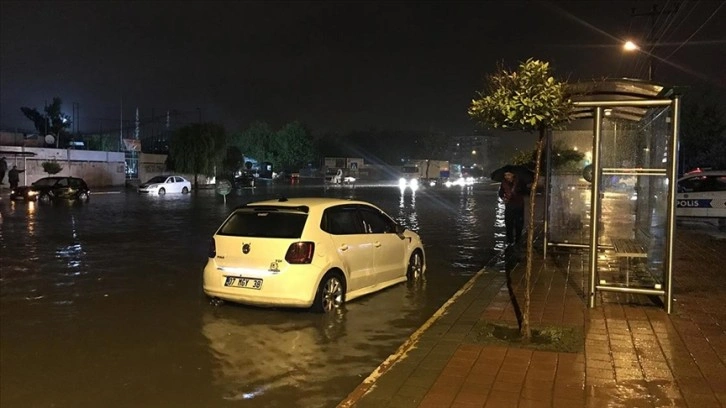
[679,170,726,180]
[38,176,83,180]
[242,197,376,210]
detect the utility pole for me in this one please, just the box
[631,3,680,81]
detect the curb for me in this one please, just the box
[337,251,506,408]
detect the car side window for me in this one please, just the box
[682,176,726,193]
[323,206,364,235]
[714,176,726,191]
[167,177,174,183]
[358,206,396,234]
[56,178,69,187]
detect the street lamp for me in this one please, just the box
[623,39,653,81]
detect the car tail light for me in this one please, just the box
[285,242,315,264]
[208,238,216,258]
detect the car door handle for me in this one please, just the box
[339,244,349,251]
[374,241,382,248]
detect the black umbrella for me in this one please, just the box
[490,164,535,185]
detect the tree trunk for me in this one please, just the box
[522,127,546,341]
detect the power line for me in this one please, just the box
[662,1,724,60]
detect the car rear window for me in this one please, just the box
[218,208,308,238]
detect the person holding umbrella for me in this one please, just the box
[499,170,525,245]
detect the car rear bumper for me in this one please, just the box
[202,260,320,308]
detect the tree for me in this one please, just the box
[273,121,316,172]
[41,161,63,175]
[233,122,276,165]
[167,123,226,188]
[20,97,72,146]
[512,140,584,172]
[469,59,572,340]
[233,121,316,174]
[680,95,726,171]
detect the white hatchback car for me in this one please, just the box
[676,171,726,223]
[138,175,192,195]
[203,197,426,312]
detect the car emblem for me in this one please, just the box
[242,243,251,254]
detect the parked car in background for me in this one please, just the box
[203,197,426,313]
[138,175,191,195]
[10,176,90,203]
[233,171,256,188]
[676,170,726,227]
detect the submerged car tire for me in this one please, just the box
[406,250,424,281]
[78,192,90,202]
[312,272,346,313]
[158,187,166,195]
[38,193,52,204]
[182,186,189,194]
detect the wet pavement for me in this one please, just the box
[0,182,507,408]
[340,218,726,408]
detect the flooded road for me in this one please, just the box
[0,182,507,408]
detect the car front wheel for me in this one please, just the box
[406,250,424,281]
[38,193,52,204]
[78,192,89,202]
[158,187,166,195]
[312,272,345,313]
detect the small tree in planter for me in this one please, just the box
[42,161,63,175]
[469,59,572,340]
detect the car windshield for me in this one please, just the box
[32,178,59,186]
[147,176,167,184]
[218,209,308,238]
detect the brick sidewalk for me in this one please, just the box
[340,224,726,408]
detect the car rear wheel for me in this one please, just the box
[39,193,52,204]
[78,192,89,202]
[158,187,166,195]
[182,186,189,194]
[406,250,424,281]
[312,272,345,313]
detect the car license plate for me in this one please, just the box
[224,276,263,290]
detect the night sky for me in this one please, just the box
[1,1,724,137]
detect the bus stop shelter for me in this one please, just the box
[544,78,681,313]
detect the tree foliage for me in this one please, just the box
[512,140,584,172]
[274,121,316,171]
[680,96,726,171]
[232,121,315,172]
[233,121,275,166]
[41,161,63,175]
[469,59,572,340]
[167,123,226,187]
[20,97,72,142]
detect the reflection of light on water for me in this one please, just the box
[494,199,507,250]
[55,215,86,270]
[397,188,419,231]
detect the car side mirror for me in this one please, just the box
[395,224,406,235]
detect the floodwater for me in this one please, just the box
[0,182,507,408]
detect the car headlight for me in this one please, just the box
[399,178,407,189]
[27,191,38,196]
[410,179,419,189]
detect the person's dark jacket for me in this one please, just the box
[498,179,525,207]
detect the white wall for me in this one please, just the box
[1,146,125,187]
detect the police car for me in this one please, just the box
[676,170,726,225]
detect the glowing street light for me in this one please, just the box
[622,39,653,81]
[623,40,639,51]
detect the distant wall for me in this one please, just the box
[0,146,125,187]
